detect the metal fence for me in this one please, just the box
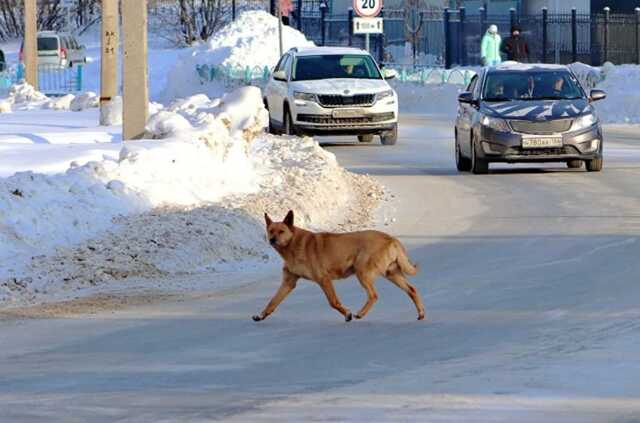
[280,4,640,69]
[2,64,84,94]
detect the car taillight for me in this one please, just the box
[60,48,67,59]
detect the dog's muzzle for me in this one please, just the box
[269,237,277,246]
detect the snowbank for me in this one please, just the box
[393,82,462,118]
[591,64,640,124]
[161,11,314,101]
[0,86,382,306]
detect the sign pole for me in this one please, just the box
[365,33,370,52]
[122,0,149,140]
[279,9,283,58]
[24,0,38,89]
[100,0,118,126]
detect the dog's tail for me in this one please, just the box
[393,239,419,276]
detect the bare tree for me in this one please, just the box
[177,0,230,44]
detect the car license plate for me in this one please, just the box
[521,137,563,149]
[332,109,365,118]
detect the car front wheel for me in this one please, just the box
[455,131,472,172]
[284,108,298,136]
[585,157,603,172]
[471,138,489,174]
[380,124,398,145]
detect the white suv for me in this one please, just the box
[263,47,399,145]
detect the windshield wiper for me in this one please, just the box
[484,97,512,102]
[534,96,581,100]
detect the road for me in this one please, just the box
[1,115,640,422]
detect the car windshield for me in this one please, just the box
[292,54,381,81]
[37,37,58,51]
[483,70,584,101]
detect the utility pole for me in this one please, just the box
[24,0,38,89]
[122,0,149,140]
[100,0,119,126]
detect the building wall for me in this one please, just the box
[459,0,520,15]
[524,0,590,14]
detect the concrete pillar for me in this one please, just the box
[24,0,38,89]
[100,0,119,126]
[122,0,149,140]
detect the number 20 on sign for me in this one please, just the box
[354,0,382,18]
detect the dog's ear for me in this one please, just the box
[264,213,272,227]
[283,210,294,228]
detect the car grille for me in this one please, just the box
[509,119,573,135]
[297,112,395,125]
[317,94,375,108]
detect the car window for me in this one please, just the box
[483,70,584,101]
[292,54,382,81]
[283,55,293,79]
[37,37,58,51]
[274,54,288,72]
[473,71,484,99]
[466,75,478,94]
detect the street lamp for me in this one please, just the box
[319,0,328,46]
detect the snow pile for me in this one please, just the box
[0,86,382,306]
[393,81,463,118]
[161,10,314,101]
[147,87,268,139]
[591,64,640,124]
[71,91,99,111]
[9,81,48,104]
[45,94,75,110]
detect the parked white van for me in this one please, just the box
[20,31,87,68]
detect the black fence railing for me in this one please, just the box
[278,5,640,69]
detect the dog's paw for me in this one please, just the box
[417,313,425,321]
[252,315,263,322]
[354,314,363,320]
[345,312,353,322]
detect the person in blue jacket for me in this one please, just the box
[481,24,502,66]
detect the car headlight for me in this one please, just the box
[481,115,510,132]
[571,113,598,131]
[293,91,317,102]
[376,90,395,102]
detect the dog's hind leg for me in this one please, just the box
[385,270,426,320]
[253,269,299,322]
[354,272,378,320]
[319,279,353,322]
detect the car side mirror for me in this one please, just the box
[272,70,287,82]
[382,68,397,80]
[458,91,474,104]
[590,89,606,102]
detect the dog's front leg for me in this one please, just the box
[319,278,353,322]
[252,269,299,322]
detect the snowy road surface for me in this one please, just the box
[1,115,640,422]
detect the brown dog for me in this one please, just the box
[252,210,425,322]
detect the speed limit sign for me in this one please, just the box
[353,0,382,18]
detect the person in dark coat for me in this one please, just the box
[501,25,530,62]
[0,49,5,72]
